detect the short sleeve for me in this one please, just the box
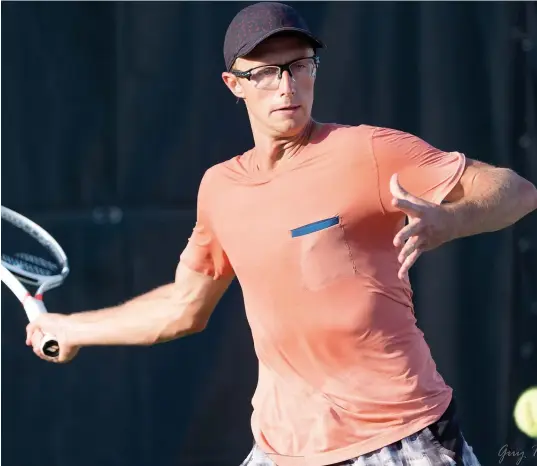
[179,169,234,280]
[372,127,466,212]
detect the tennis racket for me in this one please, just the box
[1,206,70,358]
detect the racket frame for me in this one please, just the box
[1,206,69,359]
[1,206,69,295]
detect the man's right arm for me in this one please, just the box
[71,263,233,345]
[26,263,234,360]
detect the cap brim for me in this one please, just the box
[229,27,325,70]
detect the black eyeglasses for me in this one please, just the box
[231,55,320,90]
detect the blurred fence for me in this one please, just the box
[2,2,537,465]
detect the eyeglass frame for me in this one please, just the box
[230,55,320,83]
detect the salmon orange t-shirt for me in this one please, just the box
[180,124,466,466]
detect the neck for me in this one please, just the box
[251,119,317,171]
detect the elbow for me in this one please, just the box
[150,316,207,345]
[185,316,208,334]
[518,176,537,214]
[168,316,208,340]
[529,185,537,212]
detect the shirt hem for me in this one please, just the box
[265,394,453,466]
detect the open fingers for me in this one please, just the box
[396,235,426,279]
[390,173,411,200]
[398,236,421,264]
[390,174,427,205]
[394,219,423,247]
[391,197,425,218]
[398,247,423,279]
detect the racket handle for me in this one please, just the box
[23,297,60,359]
[41,334,60,358]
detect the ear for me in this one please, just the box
[222,72,246,99]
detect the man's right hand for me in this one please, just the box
[26,313,80,363]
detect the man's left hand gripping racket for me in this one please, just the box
[1,206,70,359]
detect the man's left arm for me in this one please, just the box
[441,159,537,238]
[371,126,537,278]
[390,159,537,279]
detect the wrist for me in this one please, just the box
[439,202,464,243]
[64,314,86,347]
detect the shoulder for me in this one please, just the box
[321,123,415,150]
[369,126,432,147]
[320,124,417,162]
[312,123,378,158]
[323,122,377,140]
[319,122,423,141]
[197,149,252,195]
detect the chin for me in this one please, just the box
[272,115,309,137]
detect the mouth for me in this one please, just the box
[272,105,301,114]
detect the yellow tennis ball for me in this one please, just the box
[514,387,537,438]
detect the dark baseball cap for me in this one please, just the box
[223,2,325,71]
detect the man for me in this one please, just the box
[27,2,537,466]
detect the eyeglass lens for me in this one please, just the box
[250,58,317,89]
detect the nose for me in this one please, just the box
[278,70,295,95]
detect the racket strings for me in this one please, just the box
[2,252,59,276]
[1,209,67,266]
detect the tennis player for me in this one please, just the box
[27,3,537,465]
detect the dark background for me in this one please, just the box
[2,2,537,465]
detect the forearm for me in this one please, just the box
[71,284,175,323]
[445,168,537,239]
[66,284,202,347]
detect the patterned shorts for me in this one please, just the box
[240,427,481,466]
